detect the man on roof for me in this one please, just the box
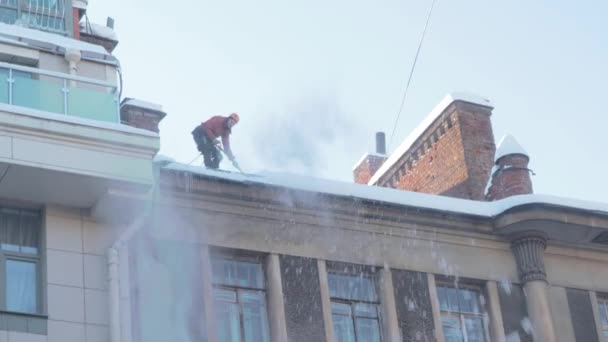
[192,113,240,170]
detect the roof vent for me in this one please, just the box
[592,232,608,245]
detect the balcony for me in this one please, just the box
[0,63,159,211]
[0,0,71,36]
[0,61,119,123]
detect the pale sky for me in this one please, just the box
[87,0,608,203]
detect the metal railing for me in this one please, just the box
[0,61,120,123]
[0,0,68,35]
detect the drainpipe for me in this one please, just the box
[64,48,81,87]
[107,161,165,342]
[108,247,121,342]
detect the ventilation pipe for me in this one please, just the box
[376,132,386,155]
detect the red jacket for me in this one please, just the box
[201,116,233,158]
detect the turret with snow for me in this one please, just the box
[486,134,534,201]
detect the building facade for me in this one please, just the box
[0,1,606,342]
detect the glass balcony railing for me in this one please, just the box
[0,61,120,123]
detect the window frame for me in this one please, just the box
[0,206,43,315]
[327,269,383,342]
[211,254,271,342]
[436,282,490,342]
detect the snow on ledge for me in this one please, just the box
[0,103,159,138]
[0,22,109,56]
[80,22,118,41]
[122,99,164,113]
[352,152,386,171]
[368,92,493,185]
[162,162,608,218]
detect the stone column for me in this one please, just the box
[486,281,506,342]
[427,273,445,342]
[510,231,556,342]
[378,268,401,342]
[200,246,217,342]
[266,254,288,342]
[317,260,335,342]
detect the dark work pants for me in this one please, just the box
[192,126,222,169]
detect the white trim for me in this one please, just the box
[0,22,109,56]
[0,61,116,87]
[368,92,493,185]
[0,103,159,138]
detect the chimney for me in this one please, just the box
[120,98,166,133]
[368,93,496,201]
[375,132,386,155]
[486,135,534,201]
[353,132,387,184]
[72,0,88,39]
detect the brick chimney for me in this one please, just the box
[486,135,534,201]
[368,93,496,201]
[120,98,166,133]
[353,132,387,184]
[72,1,87,39]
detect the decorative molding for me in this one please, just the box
[510,231,548,283]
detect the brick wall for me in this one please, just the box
[353,154,385,184]
[120,100,166,133]
[486,154,533,201]
[377,101,495,201]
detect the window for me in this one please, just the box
[0,207,41,314]
[437,285,487,342]
[212,257,270,342]
[0,0,69,34]
[598,297,608,342]
[328,272,382,342]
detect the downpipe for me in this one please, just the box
[108,160,165,342]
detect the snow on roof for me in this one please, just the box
[495,134,528,163]
[162,162,608,218]
[368,92,493,185]
[80,22,118,41]
[121,99,164,113]
[352,152,386,171]
[153,154,176,165]
[0,22,109,56]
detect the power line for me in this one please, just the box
[387,0,438,151]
